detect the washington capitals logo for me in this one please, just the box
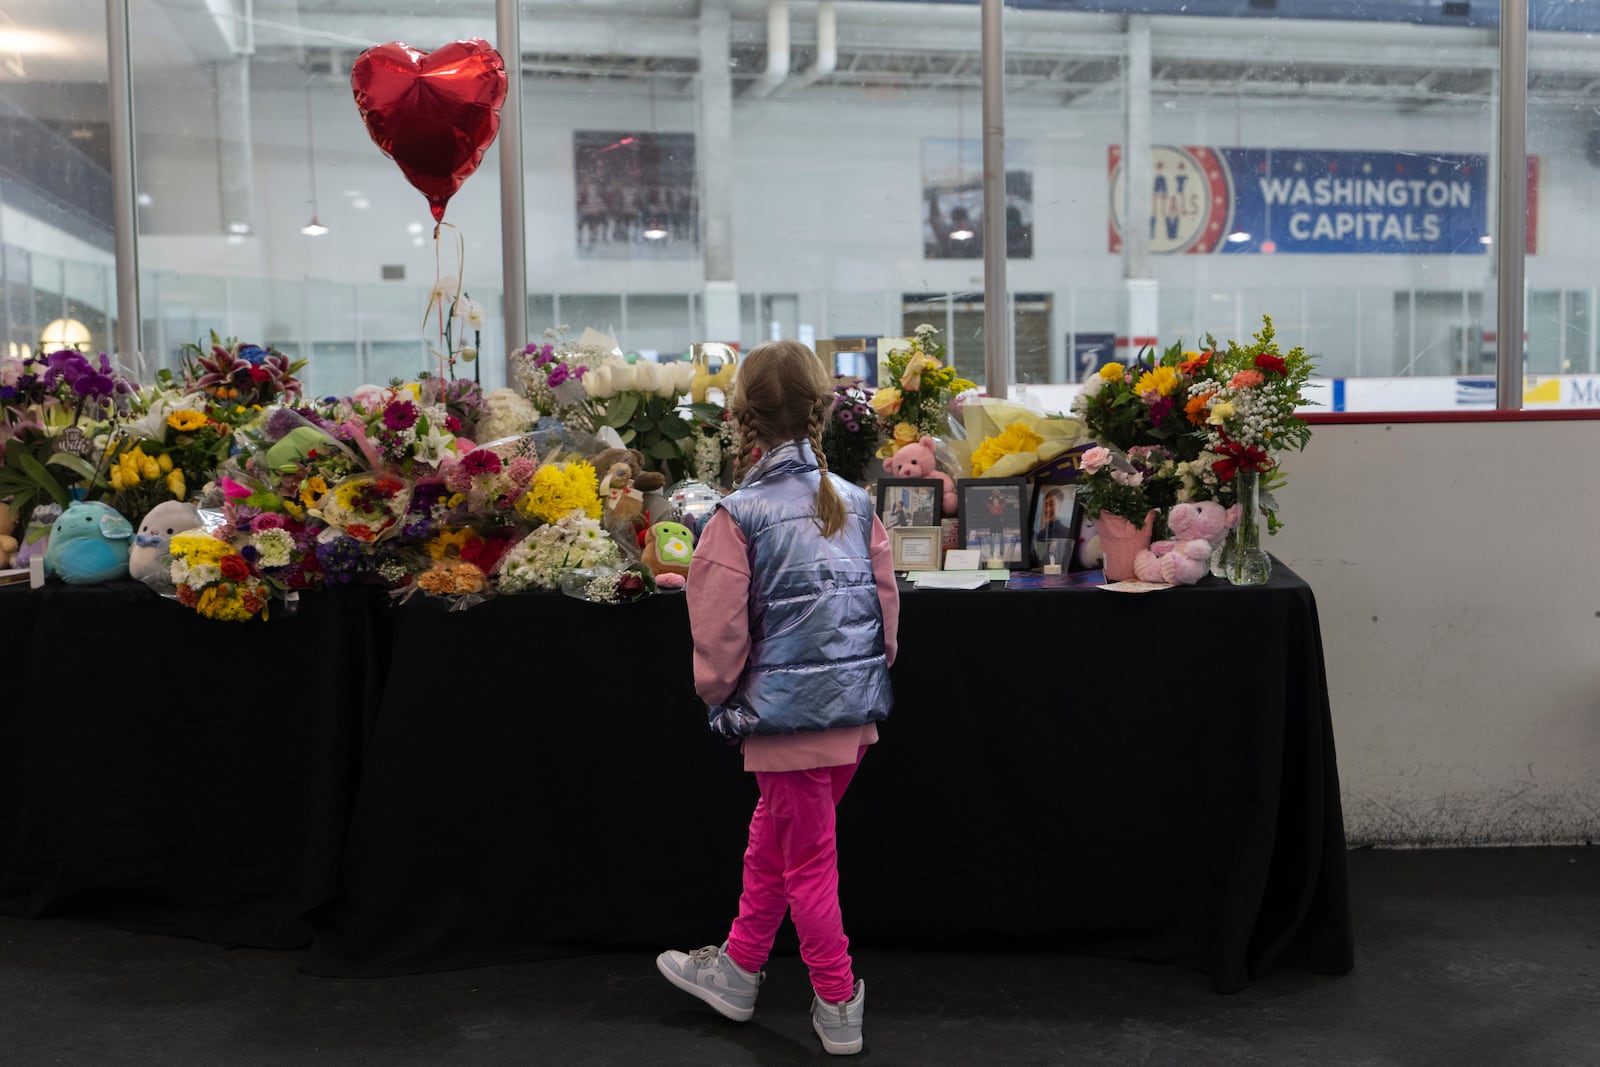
[1109,145,1234,254]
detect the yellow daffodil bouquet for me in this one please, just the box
[869,325,976,457]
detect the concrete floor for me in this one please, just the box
[3,847,1597,1066]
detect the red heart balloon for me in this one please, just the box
[351,40,508,222]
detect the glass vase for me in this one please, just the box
[1218,471,1272,586]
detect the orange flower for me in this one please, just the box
[1179,351,1212,375]
[1184,391,1214,425]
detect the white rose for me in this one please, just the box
[654,365,678,397]
[673,362,697,392]
[584,367,614,398]
[611,364,637,392]
[634,363,659,393]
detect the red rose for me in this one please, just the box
[220,555,250,581]
[618,572,645,598]
[248,366,271,383]
[1255,353,1287,375]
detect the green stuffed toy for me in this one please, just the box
[642,520,694,579]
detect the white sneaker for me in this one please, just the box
[655,942,764,1022]
[811,978,865,1055]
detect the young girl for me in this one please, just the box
[656,340,899,1057]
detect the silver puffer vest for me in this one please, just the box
[705,439,893,739]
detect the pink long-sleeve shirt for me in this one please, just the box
[687,508,900,772]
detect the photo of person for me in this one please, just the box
[877,482,938,529]
[959,481,1025,564]
[1031,484,1079,569]
[1034,486,1076,543]
[921,138,1034,260]
[574,132,699,260]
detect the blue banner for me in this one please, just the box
[1109,146,1492,255]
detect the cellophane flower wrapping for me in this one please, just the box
[557,562,655,604]
[495,510,622,594]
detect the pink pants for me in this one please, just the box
[724,746,865,1004]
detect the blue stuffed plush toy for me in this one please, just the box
[44,501,134,584]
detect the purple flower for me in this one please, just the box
[265,407,303,442]
[547,363,572,387]
[383,401,418,431]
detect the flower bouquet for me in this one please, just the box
[179,334,305,414]
[558,562,655,604]
[870,325,975,457]
[169,529,273,622]
[1186,316,1315,584]
[0,349,136,524]
[495,510,623,594]
[821,378,880,484]
[311,474,413,544]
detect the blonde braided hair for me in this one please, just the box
[731,340,849,538]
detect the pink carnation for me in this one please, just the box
[1229,370,1265,390]
[507,456,537,486]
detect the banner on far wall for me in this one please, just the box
[1108,146,1541,256]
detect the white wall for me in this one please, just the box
[1270,419,1600,846]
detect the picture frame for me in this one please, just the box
[890,526,943,571]
[1028,481,1082,571]
[876,478,942,530]
[955,478,1029,570]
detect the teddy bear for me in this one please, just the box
[882,435,956,516]
[593,447,667,525]
[642,520,694,579]
[1131,500,1237,586]
[0,500,18,569]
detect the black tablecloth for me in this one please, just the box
[0,581,391,947]
[0,567,1352,993]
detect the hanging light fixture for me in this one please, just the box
[300,75,329,236]
[40,317,91,351]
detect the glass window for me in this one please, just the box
[127,0,505,391]
[0,7,113,358]
[1017,3,1506,411]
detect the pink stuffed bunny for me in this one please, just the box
[1131,500,1238,586]
[882,435,956,516]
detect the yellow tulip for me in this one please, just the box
[158,453,173,473]
[109,468,124,490]
[141,458,161,481]
[167,469,186,498]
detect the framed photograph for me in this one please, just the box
[891,526,943,572]
[1029,482,1082,571]
[956,478,1029,570]
[877,479,942,529]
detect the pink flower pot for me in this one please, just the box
[1097,509,1157,582]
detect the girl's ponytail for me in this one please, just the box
[807,401,847,539]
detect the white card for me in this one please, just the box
[942,549,981,570]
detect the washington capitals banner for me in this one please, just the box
[1108,146,1539,255]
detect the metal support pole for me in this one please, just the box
[106,0,142,361]
[980,0,1008,398]
[1496,0,1528,409]
[497,0,528,381]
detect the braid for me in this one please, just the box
[808,399,848,538]
[734,419,760,484]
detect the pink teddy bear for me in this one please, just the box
[883,435,956,516]
[1132,500,1238,586]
